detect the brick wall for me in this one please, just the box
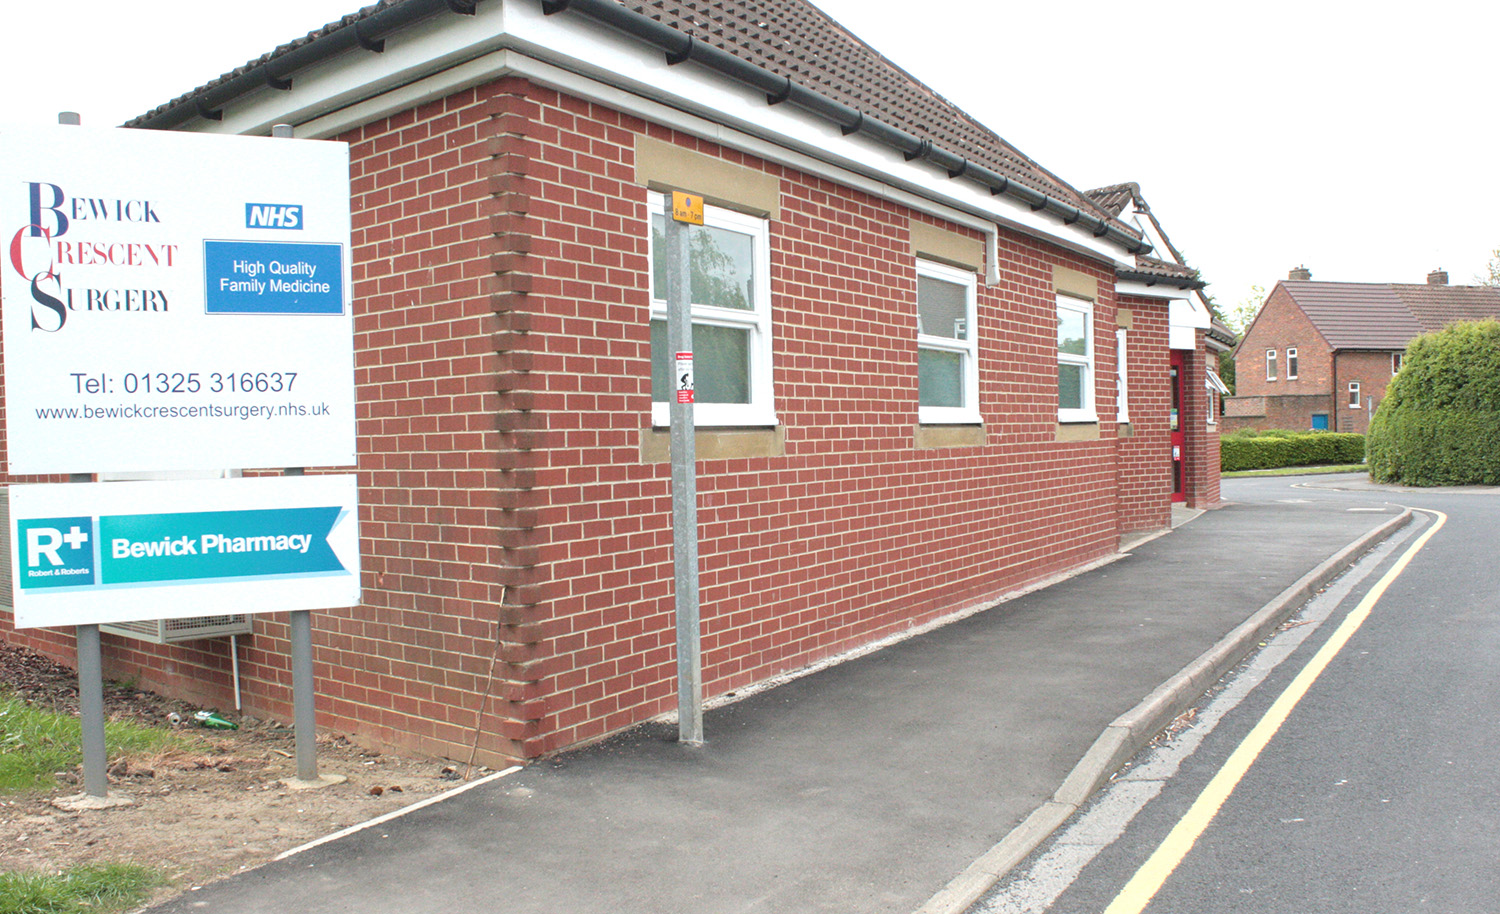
[1181,339,1221,508]
[1332,350,1397,434]
[1221,393,1335,433]
[1116,296,1171,533]
[1235,283,1331,400]
[2,76,1185,762]
[512,80,1137,753]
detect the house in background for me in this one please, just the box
[1224,266,1500,433]
[1,0,1224,763]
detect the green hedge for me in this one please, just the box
[1368,320,1500,485]
[1220,430,1365,472]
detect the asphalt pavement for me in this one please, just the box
[146,475,1411,914]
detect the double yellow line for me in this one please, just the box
[1104,508,1446,914]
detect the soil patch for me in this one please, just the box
[0,642,498,906]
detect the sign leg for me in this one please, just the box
[76,624,108,798]
[290,609,319,781]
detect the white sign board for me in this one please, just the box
[0,123,356,474]
[9,475,360,629]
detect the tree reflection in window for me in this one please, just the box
[651,214,756,403]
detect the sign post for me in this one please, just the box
[666,191,703,746]
[2,119,359,798]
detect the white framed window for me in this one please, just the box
[1265,349,1278,381]
[648,193,774,427]
[1206,367,1229,426]
[1115,328,1130,423]
[1286,347,1299,380]
[1392,352,1404,373]
[1348,380,1362,408]
[1057,294,1096,423]
[916,259,979,424]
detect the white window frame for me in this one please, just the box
[1115,328,1130,424]
[1206,367,1229,427]
[1286,347,1299,380]
[647,193,774,428]
[916,259,980,425]
[1057,293,1096,424]
[1266,348,1278,381]
[1392,352,1404,373]
[1348,380,1362,408]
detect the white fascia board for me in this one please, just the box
[178,0,1130,265]
[1117,280,1193,302]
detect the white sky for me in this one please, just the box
[6,0,1497,312]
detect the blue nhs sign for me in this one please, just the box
[245,203,303,230]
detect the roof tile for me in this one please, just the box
[1279,281,1500,350]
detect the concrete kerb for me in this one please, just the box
[914,508,1414,914]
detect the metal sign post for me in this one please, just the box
[273,126,334,786]
[666,191,703,746]
[56,111,113,805]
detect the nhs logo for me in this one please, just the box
[245,203,303,230]
[18,517,96,589]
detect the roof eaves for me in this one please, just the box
[125,0,468,131]
[125,0,1150,256]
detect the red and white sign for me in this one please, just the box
[674,351,694,404]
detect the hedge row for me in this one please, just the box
[1368,320,1500,485]
[1220,430,1365,472]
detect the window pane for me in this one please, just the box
[651,320,751,404]
[1059,363,1084,411]
[651,215,754,311]
[1058,308,1087,356]
[919,348,964,407]
[918,275,968,341]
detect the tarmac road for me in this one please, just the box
[974,475,1500,913]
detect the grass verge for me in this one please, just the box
[1222,464,1369,478]
[0,695,189,793]
[0,863,164,914]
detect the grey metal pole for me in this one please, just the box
[665,207,703,746]
[289,609,318,780]
[76,624,108,797]
[58,111,107,798]
[270,122,322,780]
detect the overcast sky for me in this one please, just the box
[5,0,1496,313]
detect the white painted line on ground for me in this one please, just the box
[274,765,523,861]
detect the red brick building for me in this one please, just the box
[1,0,1224,763]
[1225,266,1500,434]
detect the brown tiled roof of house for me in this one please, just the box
[631,0,1110,217]
[1282,280,1500,351]
[1390,284,1500,333]
[126,0,1125,237]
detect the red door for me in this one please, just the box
[1170,350,1185,503]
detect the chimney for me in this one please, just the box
[1288,265,1312,281]
[1427,269,1448,285]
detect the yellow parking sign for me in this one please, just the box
[671,191,704,225]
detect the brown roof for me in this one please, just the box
[1084,182,1140,219]
[1390,284,1500,332]
[632,0,1110,217]
[1124,255,1201,286]
[1280,280,1500,350]
[126,0,1126,238]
